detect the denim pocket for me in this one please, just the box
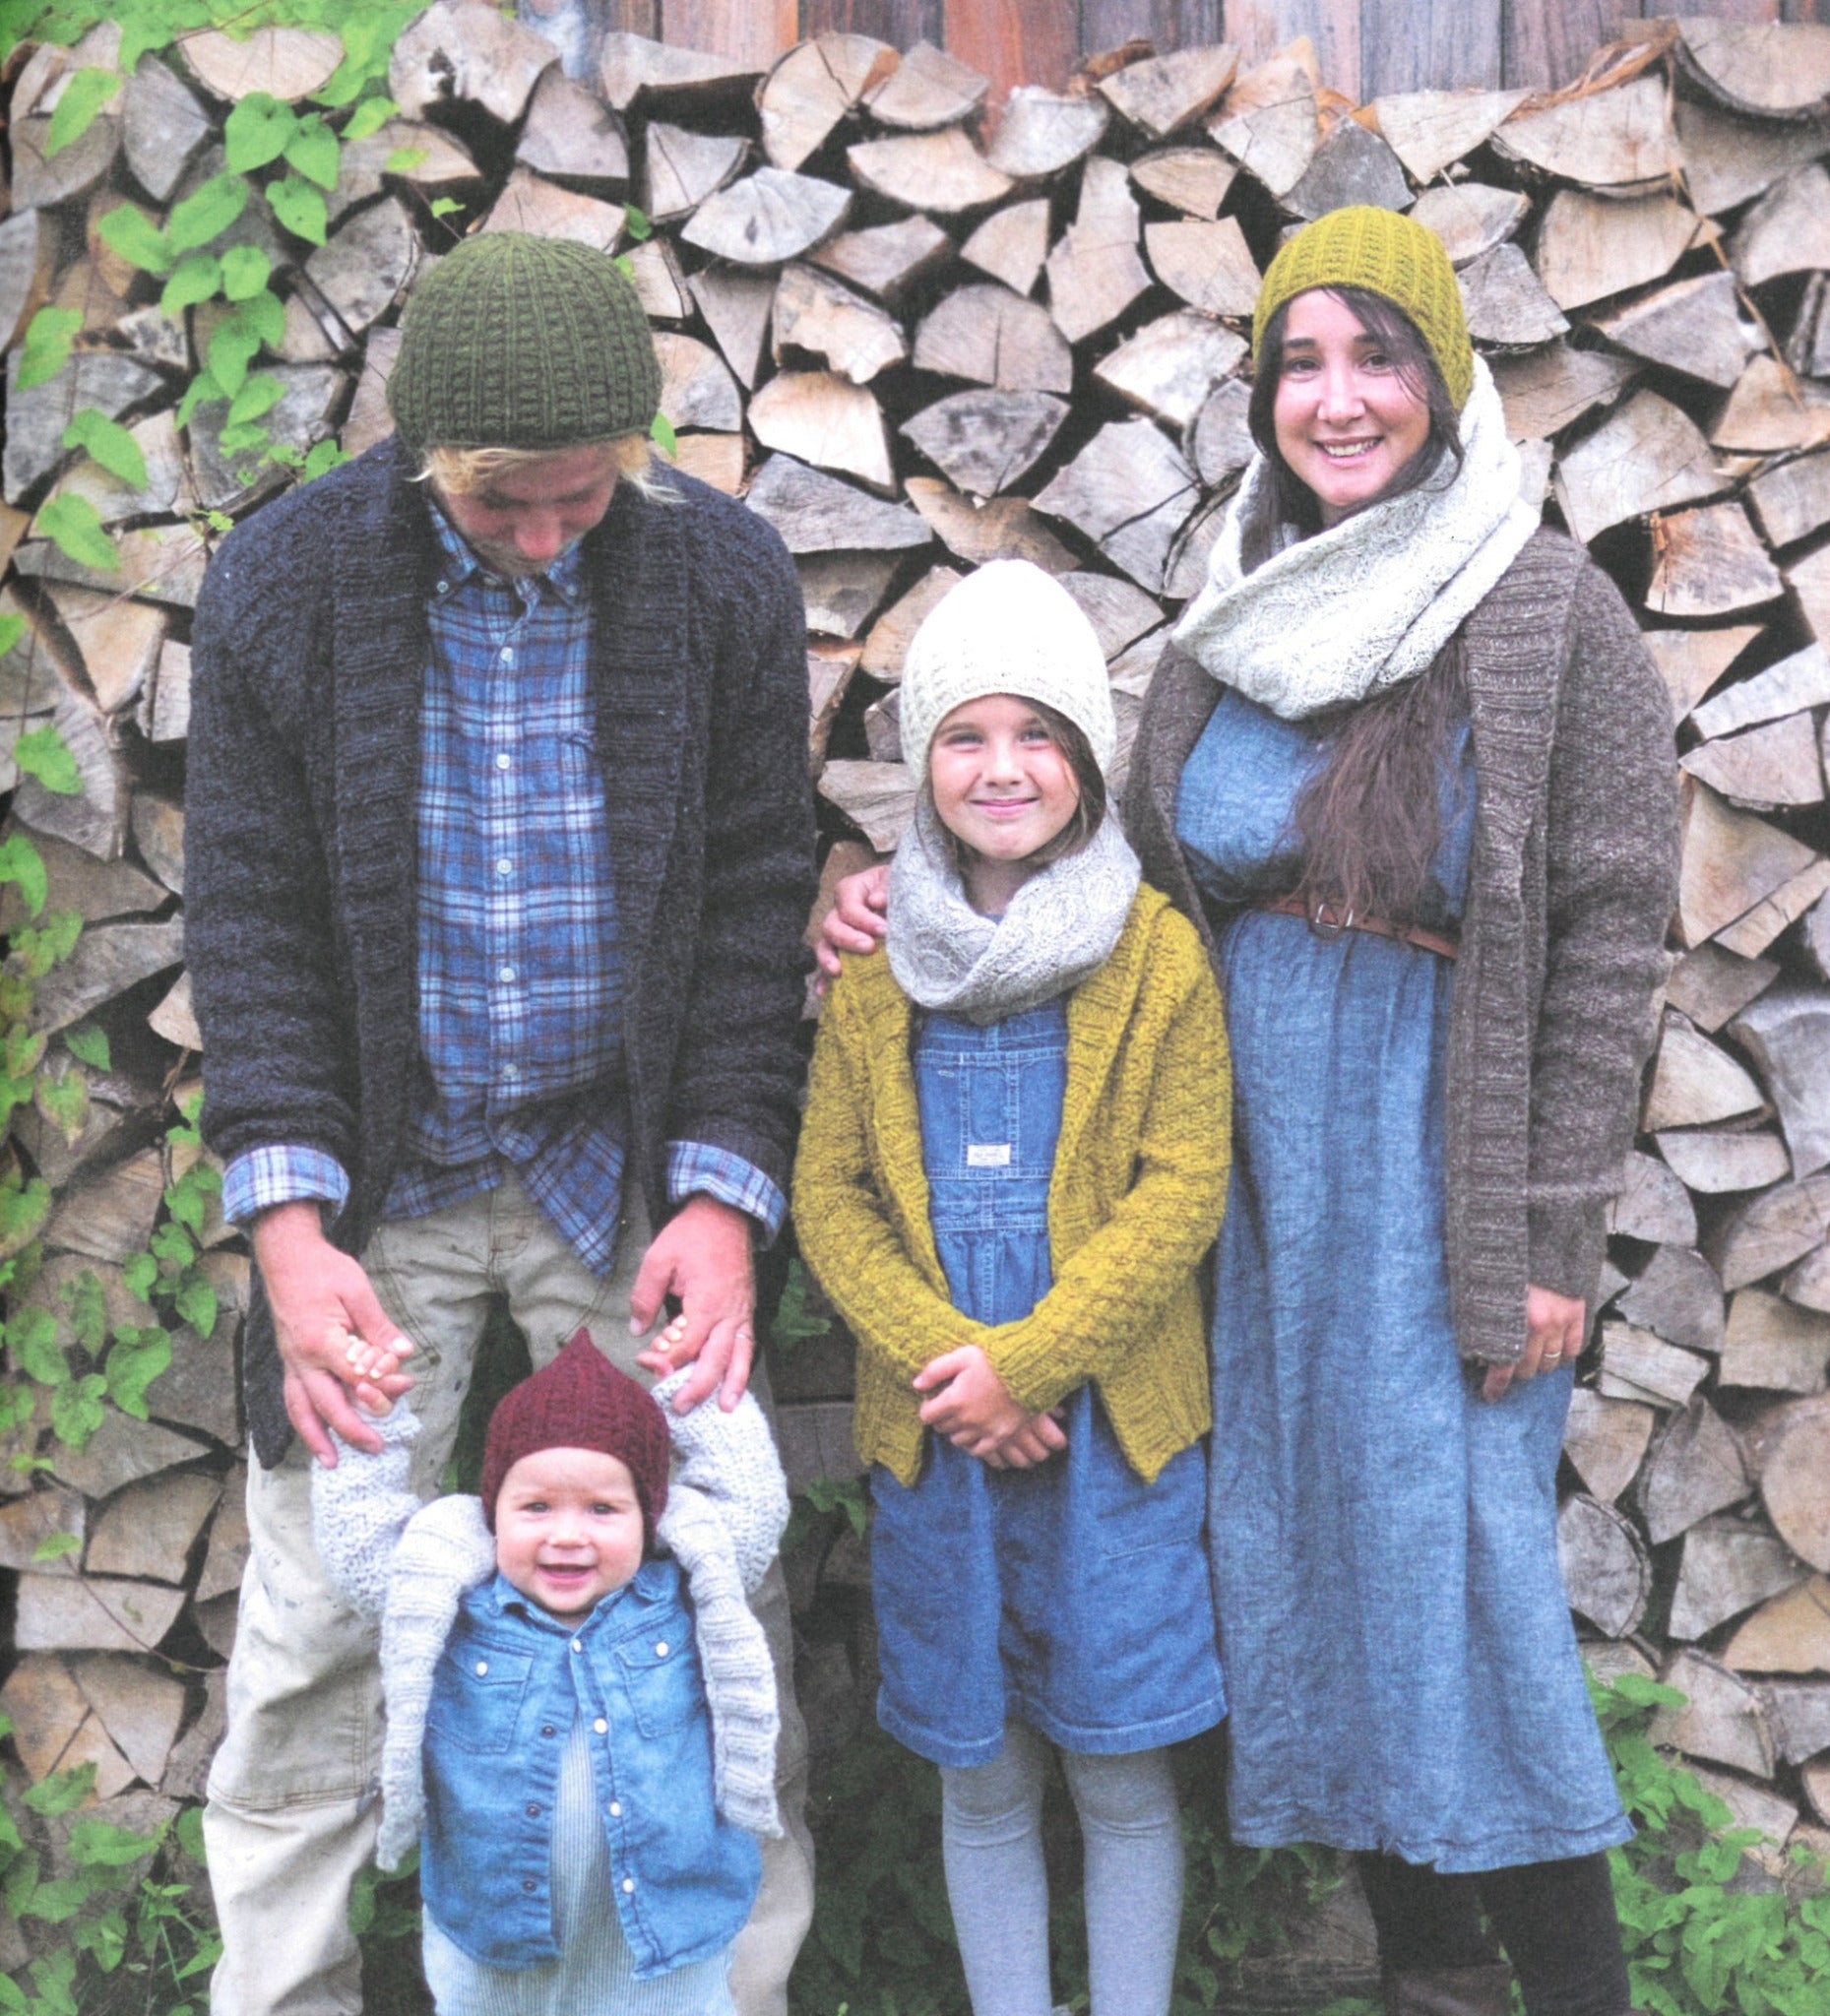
[612,1606,698,1740]
[426,1643,535,1754]
[1096,1445,1205,1559]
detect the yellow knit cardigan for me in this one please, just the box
[792,885,1232,1487]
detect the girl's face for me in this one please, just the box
[1272,288,1432,528]
[494,1446,646,1619]
[928,695,1082,880]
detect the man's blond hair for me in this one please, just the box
[416,433,663,498]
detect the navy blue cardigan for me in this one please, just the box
[187,438,815,1465]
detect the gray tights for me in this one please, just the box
[939,1722,1183,2016]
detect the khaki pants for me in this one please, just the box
[204,1174,815,2016]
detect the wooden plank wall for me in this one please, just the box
[615,0,1829,101]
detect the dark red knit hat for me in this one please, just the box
[480,1330,671,1540]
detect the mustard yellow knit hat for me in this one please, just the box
[1253,206,1474,412]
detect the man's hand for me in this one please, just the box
[631,1196,756,1412]
[914,1346,1065,1468]
[252,1203,414,1464]
[1482,1285,1587,1402]
[813,863,890,984]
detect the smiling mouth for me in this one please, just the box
[1316,440,1381,462]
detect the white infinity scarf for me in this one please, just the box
[1172,356,1540,720]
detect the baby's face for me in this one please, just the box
[494,1447,645,1620]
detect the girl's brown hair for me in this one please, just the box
[1246,285,1470,924]
[928,697,1107,878]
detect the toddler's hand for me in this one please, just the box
[915,1346,1030,1461]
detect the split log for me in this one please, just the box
[482,168,624,250]
[1695,644,1830,741]
[1033,419,1199,594]
[756,35,895,173]
[11,110,120,212]
[15,1575,188,1657]
[305,197,418,337]
[1768,1680,1830,1764]
[642,122,745,222]
[331,119,480,225]
[905,477,1077,574]
[148,971,204,1054]
[1207,52,1318,200]
[1651,1648,1775,1778]
[122,55,212,206]
[1093,313,1247,431]
[1725,1576,1830,1673]
[1731,987,1830,1177]
[1670,1517,1808,1639]
[987,90,1111,180]
[1129,145,1237,219]
[44,411,192,529]
[1643,1012,1764,1132]
[1806,1766,1830,1829]
[1789,276,1830,379]
[1635,1396,1751,1544]
[42,1145,167,1266]
[5,350,165,508]
[808,643,861,770]
[1489,342,1636,443]
[0,1656,135,1796]
[960,201,1051,298]
[1284,119,1411,221]
[901,391,1068,497]
[1722,1291,1830,1395]
[914,284,1073,395]
[68,1655,188,1789]
[862,689,902,763]
[0,828,163,935]
[115,304,191,374]
[682,167,851,266]
[598,33,760,114]
[147,1311,242,1447]
[162,1670,228,1803]
[1645,626,1763,724]
[1163,492,1230,602]
[1369,88,1528,181]
[1716,857,1830,960]
[183,25,347,103]
[1731,165,1830,289]
[795,552,901,640]
[1581,1639,1656,1686]
[846,130,1012,215]
[37,585,168,719]
[817,760,917,850]
[860,566,962,681]
[515,68,629,189]
[1045,158,1151,346]
[1747,1394,1830,1570]
[1609,1149,1699,1246]
[0,1487,88,1576]
[1599,1323,1711,1409]
[86,1474,222,1585]
[1492,75,1680,188]
[189,364,347,516]
[1557,1492,1652,1636]
[1458,243,1569,346]
[0,213,54,360]
[1793,1238,1830,1316]
[687,267,775,390]
[1658,1127,1791,1196]
[1748,449,1830,551]
[810,216,950,303]
[1647,502,1785,621]
[1675,94,1830,217]
[1144,218,1260,319]
[773,264,906,384]
[624,237,691,321]
[1058,573,1164,662]
[863,41,986,132]
[1713,355,1830,457]
[1616,1244,1725,1357]
[743,455,929,554]
[1408,184,1530,270]
[139,639,191,746]
[13,687,128,863]
[343,326,403,460]
[196,1478,250,1603]
[1099,45,1238,139]
[1791,544,1830,647]
[194,1590,239,1662]
[1534,191,1706,314]
[1591,271,1751,393]
[1562,1388,1656,1504]
[1676,18,1830,118]
[1706,1173,1830,1292]
[1678,781,1817,946]
[1190,378,1256,489]
[31,918,187,1040]
[131,793,185,897]
[653,332,743,432]
[747,371,894,492]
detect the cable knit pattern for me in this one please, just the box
[309,1375,789,1865]
[795,886,1231,1486]
[1172,358,1538,721]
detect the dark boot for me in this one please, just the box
[1382,1961,1517,2016]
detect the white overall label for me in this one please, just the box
[966,1143,1012,1167]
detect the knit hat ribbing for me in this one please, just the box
[387,232,663,455]
[898,560,1115,787]
[1253,206,1474,412]
[480,1331,671,1541]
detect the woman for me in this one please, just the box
[819,208,1678,2016]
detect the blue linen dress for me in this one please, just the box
[868,999,1227,1771]
[1175,688,1630,1873]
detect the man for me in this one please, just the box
[187,231,816,2016]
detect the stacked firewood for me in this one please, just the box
[3,0,1830,1910]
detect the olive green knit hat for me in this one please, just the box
[386,231,663,455]
[1253,206,1474,412]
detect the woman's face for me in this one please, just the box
[1271,289,1432,528]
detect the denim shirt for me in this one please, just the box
[421,1558,761,1977]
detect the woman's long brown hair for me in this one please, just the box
[1245,285,1471,924]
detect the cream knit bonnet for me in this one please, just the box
[899,560,1115,785]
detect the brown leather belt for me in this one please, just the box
[1256,893,1460,962]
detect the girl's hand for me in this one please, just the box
[814,863,891,982]
[1482,1286,1586,1402]
[914,1345,1030,1458]
[982,1409,1069,1471]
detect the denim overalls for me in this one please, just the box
[870,999,1226,1770]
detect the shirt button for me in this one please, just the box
[608,1799,622,1816]
[541,1725,556,1737]
[499,965,516,983]
[522,1878,536,1893]
[500,648,514,664]
[622,1878,635,1895]
[655,1642,669,1658]
[595,1720,608,1736]
[503,1062,520,1080]
[474,1661,488,1676]
[527,1803,541,1818]
[436,580,449,596]
[571,1639,583,1655]
[495,752,511,771]
[496,857,513,876]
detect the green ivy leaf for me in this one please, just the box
[150,1223,196,1269]
[268,176,329,246]
[623,203,653,243]
[14,307,85,393]
[167,172,250,256]
[384,145,427,174]
[61,408,150,491]
[44,67,122,158]
[302,439,352,481]
[177,369,224,429]
[32,1530,80,1562]
[7,1307,67,1386]
[22,1874,92,1922]
[62,1022,110,1072]
[34,495,118,576]
[5,1026,46,1081]
[122,1252,158,1304]
[14,721,85,794]
[97,204,173,278]
[49,1372,107,1451]
[104,1327,169,1420]
[226,372,286,428]
[343,94,398,142]
[0,611,25,658]
[158,249,222,317]
[221,244,272,303]
[218,422,273,459]
[164,1178,207,1236]
[222,91,296,171]
[207,319,262,401]
[650,411,678,459]
[173,1277,218,1339]
[34,1067,88,1149]
[0,833,48,919]
[237,288,287,349]
[428,197,464,220]
[61,1272,108,1355]
[67,1818,160,1868]
[0,1174,53,1260]
[612,254,634,281]
[285,115,342,191]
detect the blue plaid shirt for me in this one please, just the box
[222,500,785,1269]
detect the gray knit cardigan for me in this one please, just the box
[1124,529,1681,1366]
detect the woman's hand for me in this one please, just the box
[914,1345,1065,1467]
[814,863,891,982]
[1482,1285,1586,1402]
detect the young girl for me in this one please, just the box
[793,559,1232,2016]
[310,1330,788,2016]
